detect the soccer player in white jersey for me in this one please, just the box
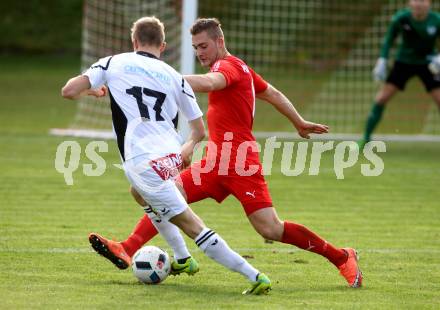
[61,16,271,295]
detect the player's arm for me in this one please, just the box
[177,76,206,167]
[380,14,400,60]
[428,14,440,74]
[61,75,107,100]
[373,13,400,81]
[184,72,227,92]
[181,116,205,168]
[257,84,329,139]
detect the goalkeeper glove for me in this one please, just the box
[372,57,387,81]
[428,54,440,75]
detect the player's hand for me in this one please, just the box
[428,54,440,75]
[373,57,387,81]
[180,142,194,169]
[88,85,108,98]
[296,121,329,139]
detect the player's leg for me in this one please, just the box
[247,207,361,288]
[360,61,412,147]
[169,206,271,294]
[119,186,158,256]
[247,207,347,265]
[360,83,399,146]
[121,159,230,274]
[90,156,194,270]
[88,187,159,269]
[227,171,361,287]
[169,166,270,292]
[123,159,223,254]
[120,179,211,257]
[142,204,192,265]
[139,164,270,293]
[132,163,270,294]
[91,204,193,272]
[90,160,218,266]
[123,157,202,276]
[430,88,440,111]
[121,167,223,255]
[418,63,440,111]
[89,188,151,270]
[88,233,132,270]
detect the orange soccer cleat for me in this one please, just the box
[338,248,363,288]
[89,233,131,270]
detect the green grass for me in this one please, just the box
[0,56,439,309]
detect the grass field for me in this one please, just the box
[0,55,439,309]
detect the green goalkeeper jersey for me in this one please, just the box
[380,9,440,64]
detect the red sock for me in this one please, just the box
[281,221,347,267]
[121,215,158,257]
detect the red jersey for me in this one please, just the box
[206,55,268,170]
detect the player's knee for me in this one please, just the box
[376,85,399,104]
[170,209,203,239]
[258,229,275,241]
[375,93,389,105]
[256,222,283,241]
[431,95,440,107]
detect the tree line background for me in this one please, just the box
[0,0,82,55]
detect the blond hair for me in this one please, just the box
[131,16,165,47]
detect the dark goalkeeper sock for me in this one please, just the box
[363,102,385,142]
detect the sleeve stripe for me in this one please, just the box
[181,78,195,98]
[91,56,113,71]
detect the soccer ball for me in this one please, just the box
[132,246,171,284]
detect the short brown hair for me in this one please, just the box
[131,16,165,47]
[190,18,223,39]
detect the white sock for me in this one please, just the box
[143,206,191,261]
[195,227,259,282]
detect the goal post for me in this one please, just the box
[177,0,198,141]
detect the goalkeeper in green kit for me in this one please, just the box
[360,0,440,147]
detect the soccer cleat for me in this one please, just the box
[338,248,363,288]
[242,273,272,295]
[88,233,131,270]
[170,257,199,276]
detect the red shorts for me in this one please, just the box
[176,158,273,216]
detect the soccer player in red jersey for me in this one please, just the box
[90,18,362,288]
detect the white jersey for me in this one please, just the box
[83,51,202,162]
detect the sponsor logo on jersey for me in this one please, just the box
[149,153,183,180]
[241,64,250,73]
[124,65,171,85]
[211,61,221,72]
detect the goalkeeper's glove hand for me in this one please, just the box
[372,57,387,81]
[428,54,440,75]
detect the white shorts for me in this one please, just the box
[124,153,187,222]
